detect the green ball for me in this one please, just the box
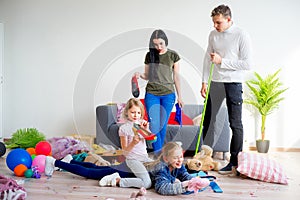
[31,154,36,160]
[24,169,33,178]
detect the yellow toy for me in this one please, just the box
[186,145,220,173]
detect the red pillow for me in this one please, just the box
[167,112,194,125]
[181,112,194,125]
[140,99,193,125]
[168,112,179,125]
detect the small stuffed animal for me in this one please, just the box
[186,145,221,173]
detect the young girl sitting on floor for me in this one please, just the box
[148,142,210,195]
[45,98,153,189]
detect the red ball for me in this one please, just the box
[35,141,52,156]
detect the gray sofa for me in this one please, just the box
[96,104,230,154]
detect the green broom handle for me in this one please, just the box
[195,63,215,155]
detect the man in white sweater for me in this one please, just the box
[200,4,252,174]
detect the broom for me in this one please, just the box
[194,63,215,155]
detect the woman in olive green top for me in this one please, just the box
[134,29,183,157]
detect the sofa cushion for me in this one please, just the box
[168,112,194,125]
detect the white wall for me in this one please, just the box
[0,0,299,148]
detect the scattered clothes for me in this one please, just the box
[0,174,27,200]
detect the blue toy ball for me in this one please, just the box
[0,142,6,157]
[6,148,32,171]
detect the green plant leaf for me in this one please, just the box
[4,128,46,149]
[245,69,288,140]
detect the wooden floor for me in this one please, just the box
[0,151,299,200]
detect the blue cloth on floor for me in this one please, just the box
[183,171,222,194]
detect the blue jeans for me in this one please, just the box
[203,82,243,166]
[145,92,176,155]
[55,160,135,180]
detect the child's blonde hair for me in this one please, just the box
[144,142,183,169]
[122,98,145,120]
[161,142,183,160]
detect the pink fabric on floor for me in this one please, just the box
[0,174,27,200]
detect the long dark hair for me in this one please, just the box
[148,29,168,64]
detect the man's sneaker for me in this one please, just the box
[218,163,236,175]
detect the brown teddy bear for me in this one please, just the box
[186,145,221,173]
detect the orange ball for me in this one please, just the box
[14,164,28,177]
[26,147,36,155]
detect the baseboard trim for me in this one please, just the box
[249,146,300,152]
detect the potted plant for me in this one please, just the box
[244,69,288,153]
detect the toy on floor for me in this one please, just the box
[32,155,46,173]
[132,123,156,142]
[14,164,28,177]
[35,141,52,156]
[31,166,41,179]
[24,169,33,178]
[84,152,111,166]
[6,148,32,172]
[0,142,6,157]
[131,76,140,98]
[129,187,146,200]
[186,145,220,173]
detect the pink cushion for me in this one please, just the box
[237,152,288,184]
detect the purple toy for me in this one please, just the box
[31,166,41,179]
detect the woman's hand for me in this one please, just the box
[177,98,184,108]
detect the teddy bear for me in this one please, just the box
[186,145,221,173]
